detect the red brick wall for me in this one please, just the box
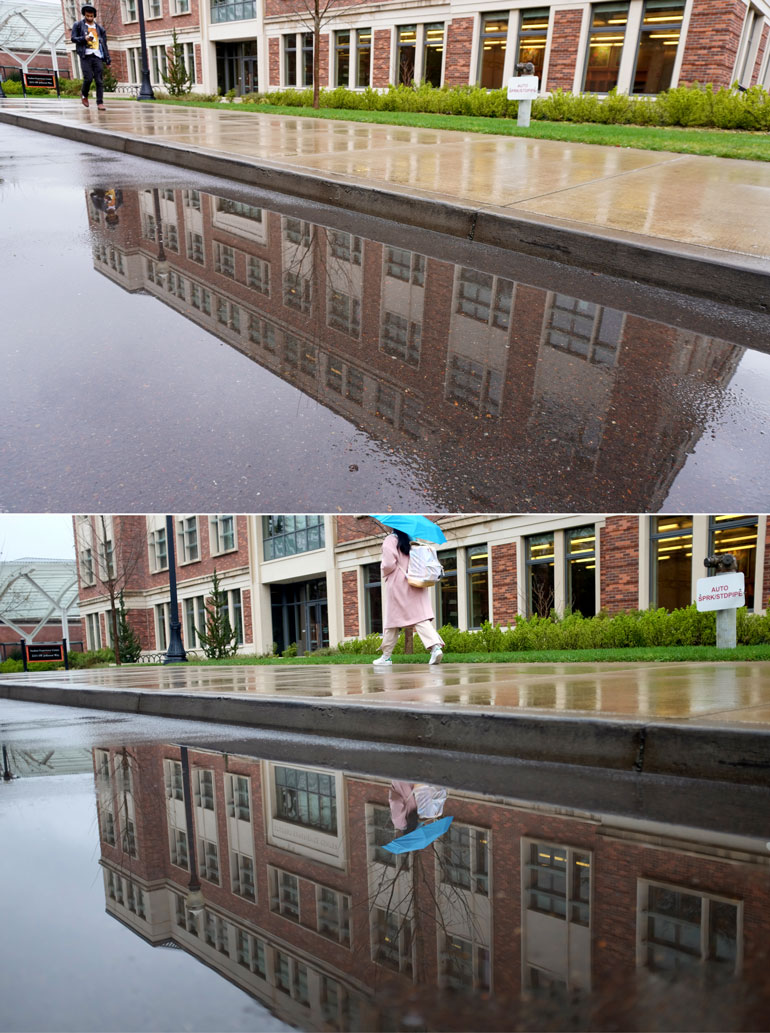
[269,36,279,87]
[678,0,746,87]
[102,0,202,42]
[194,42,202,85]
[444,18,473,86]
[599,516,640,614]
[342,570,359,637]
[318,32,329,85]
[752,23,769,85]
[372,28,391,87]
[546,9,583,91]
[127,606,153,651]
[336,516,381,543]
[763,516,770,610]
[491,542,517,625]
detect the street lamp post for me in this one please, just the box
[136,0,155,100]
[163,515,188,664]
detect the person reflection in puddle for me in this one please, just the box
[389,780,447,834]
[373,528,444,667]
[90,188,123,226]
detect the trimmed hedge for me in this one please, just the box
[337,605,770,655]
[245,82,770,132]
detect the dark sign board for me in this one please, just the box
[23,71,57,88]
[26,643,65,663]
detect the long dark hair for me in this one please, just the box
[393,529,411,556]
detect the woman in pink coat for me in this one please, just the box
[374,529,444,666]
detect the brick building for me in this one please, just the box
[75,512,769,655]
[86,186,747,512]
[94,740,770,1029]
[60,0,770,98]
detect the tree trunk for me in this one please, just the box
[313,0,320,108]
[404,628,414,654]
[110,591,121,665]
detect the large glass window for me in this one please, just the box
[210,0,255,21]
[518,8,549,81]
[284,34,297,85]
[380,311,421,367]
[467,546,489,628]
[364,562,383,634]
[457,268,513,329]
[356,28,372,87]
[526,842,591,926]
[275,766,337,834]
[632,0,685,93]
[567,526,596,616]
[584,2,629,92]
[650,516,692,610]
[423,23,444,86]
[437,549,458,627]
[397,25,417,85]
[526,533,555,617]
[708,515,757,611]
[438,823,489,895]
[335,30,350,86]
[263,515,325,559]
[545,294,622,366]
[302,32,313,85]
[479,13,508,88]
[642,884,738,974]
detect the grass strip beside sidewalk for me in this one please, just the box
[153,97,770,161]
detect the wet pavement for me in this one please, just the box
[1,699,769,1033]
[3,126,770,513]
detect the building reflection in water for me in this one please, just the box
[92,743,769,1031]
[85,187,747,511]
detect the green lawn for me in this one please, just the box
[153,97,770,161]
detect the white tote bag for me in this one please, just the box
[407,545,444,588]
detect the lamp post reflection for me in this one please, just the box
[180,746,204,914]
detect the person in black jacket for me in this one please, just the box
[71,4,111,110]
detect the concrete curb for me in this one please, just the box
[2,679,769,786]
[2,107,769,312]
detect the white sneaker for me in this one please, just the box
[372,656,392,666]
[429,645,443,665]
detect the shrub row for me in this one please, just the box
[336,606,770,654]
[242,82,770,132]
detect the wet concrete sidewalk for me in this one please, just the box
[3,660,770,785]
[2,97,770,307]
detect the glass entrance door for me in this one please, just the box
[270,579,328,654]
[215,41,259,95]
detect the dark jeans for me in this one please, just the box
[81,54,104,104]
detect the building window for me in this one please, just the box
[335,30,350,85]
[236,930,266,974]
[518,8,549,81]
[632,0,685,93]
[183,595,205,648]
[100,803,116,846]
[155,602,169,650]
[210,0,255,20]
[283,33,297,84]
[275,765,337,834]
[184,189,201,210]
[283,271,312,314]
[374,907,413,975]
[190,283,211,315]
[247,257,270,295]
[385,247,424,285]
[328,230,362,265]
[148,526,168,572]
[301,32,313,84]
[567,526,596,616]
[396,24,417,84]
[187,231,205,264]
[355,28,372,87]
[231,852,255,901]
[210,514,235,554]
[204,911,229,953]
[214,243,236,279]
[438,822,489,895]
[148,0,161,15]
[328,288,361,338]
[126,881,146,918]
[478,12,508,88]
[170,827,189,870]
[526,842,591,925]
[194,769,215,810]
[423,23,444,86]
[545,294,622,365]
[369,805,409,868]
[216,297,240,332]
[442,934,491,992]
[216,197,262,221]
[270,868,300,921]
[437,549,458,627]
[80,547,95,586]
[456,267,513,329]
[446,354,503,417]
[641,883,739,974]
[174,0,190,13]
[317,886,351,946]
[164,759,184,800]
[263,515,324,559]
[467,546,489,628]
[149,44,167,82]
[177,516,199,563]
[526,532,555,617]
[708,515,757,611]
[651,516,692,610]
[584,2,629,92]
[121,0,137,20]
[198,838,220,883]
[364,562,383,634]
[226,773,251,821]
[380,311,421,367]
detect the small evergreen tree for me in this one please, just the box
[117,591,142,663]
[162,30,193,96]
[196,570,239,659]
[103,63,118,93]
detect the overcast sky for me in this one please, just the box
[0,515,76,561]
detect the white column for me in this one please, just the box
[617,0,644,93]
[691,515,709,603]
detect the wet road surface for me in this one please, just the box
[2,125,770,512]
[1,699,769,1033]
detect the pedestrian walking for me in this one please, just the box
[373,529,445,667]
[71,4,111,111]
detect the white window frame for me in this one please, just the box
[209,514,236,555]
[176,515,199,564]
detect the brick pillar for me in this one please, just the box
[678,0,746,87]
[319,32,329,86]
[269,37,280,87]
[491,542,518,625]
[763,516,770,611]
[545,9,583,91]
[444,18,474,86]
[599,517,640,614]
[242,588,253,645]
[372,28,391,87]
[195,43,202,84]
[342,571,359,637]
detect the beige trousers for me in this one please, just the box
[381,620,444,657]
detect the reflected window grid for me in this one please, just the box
[274,764,337,834]
[373,906,414,976]
[370,804,411,869]
[204,911,230,954]
[545,294,622,366]
[231,851,256,901]
[456,267,513,330]
[526,842,591,926]
[642,882,740,974]
[247,257,270,295]
[214,243,236,280]
[187,232,205,264]
[328,288,362,339]
[194,769,215,811]
[380,310,421,367]
[190,283,211,315]
[198,837,220,884]
[445,354,502,417]
[317,886,351,946]
[442,933,491,992]
[270,868,301,922]
[439,822,490,895]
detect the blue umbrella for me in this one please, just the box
[382,816,454,853]
[370,514,447,545]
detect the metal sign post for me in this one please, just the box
[508,65,539,128]
[696,568,745,649]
